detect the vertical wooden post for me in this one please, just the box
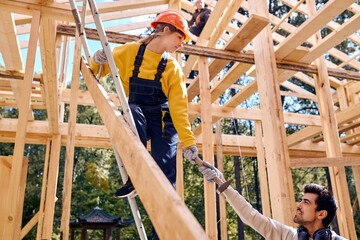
[307,1,356,238]
[60,30,81,239]
[248,0,295,225]
[176,143,184,200]
[2,11,41,239]
[215,119,228,240]
[36,138,51,239]
[14,156,29,239]
[345,85,360,210]
[198,42,217,239]
[254,119,271,218]
[0,156,28,239]
[42,134,61,239]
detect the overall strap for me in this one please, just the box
[132,44,147,78]
[154,51,169,82]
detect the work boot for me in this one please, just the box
[114,179,137,198]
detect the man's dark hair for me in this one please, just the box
[304,184,337,227]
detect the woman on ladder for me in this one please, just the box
[91,10,198,240]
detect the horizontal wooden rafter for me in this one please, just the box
[56,24,360,81]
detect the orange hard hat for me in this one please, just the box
[151,10,190,42]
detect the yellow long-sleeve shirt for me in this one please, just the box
[90,42,195,148]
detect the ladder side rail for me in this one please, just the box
[69,1,147,239]
[87,0,139,136]
[112,142,148,240]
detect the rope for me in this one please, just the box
[231,112,250,203]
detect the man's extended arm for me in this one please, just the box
[223,186,298,239]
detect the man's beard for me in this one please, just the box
[293,215,314,226]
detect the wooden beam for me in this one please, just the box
[206,0,245,47]
[215,116,228,240]
[198,46,217,239]
[306,1,356,237]
[301,10,360,63]
[36,139,50,240]
[0,10,23,71]
[187,13,269,102]
[40,17,59,134]
[92,0,167,15]
[60,30,81,239]
[80,58,209,239]
[1,11,40,239]
[20,211,39,239]
[249,0,295,225]
[0,0,74,22]
[41,135,61,239]
[0,156,28,238]
[56,24,360,81]
[275,0,355,59]
[188,103,322,126]
[176,143,184,200]
[254,119,271,218]
[290,156,360,168]
[287,101,360,146]
[14,156,29,240]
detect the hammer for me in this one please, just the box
[194,156,233,194]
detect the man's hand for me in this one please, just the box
[199,161,223,183]
[196,15,201,24]
[184,145,198,164]
[93,49,107,64]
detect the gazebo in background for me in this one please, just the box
[69,206,133,240]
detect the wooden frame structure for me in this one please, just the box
[0,0,359,239]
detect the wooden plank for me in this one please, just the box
[0,0,74,22]
[206,0,245,47]
[210,63,252,103]
[290,157,360,168]
[59,31,81,240]
[198,50,217,239]
[195,14,268,103]
[36,139,51,240]
[301,10,360,63]
[176,143,184,200]
[14,156,29,239]
[275,0,354,59]
[105,21,152,33]
[287,101,360,146]
[41,135,61,239]
[1,11,40,239]
[0,10,32,120]
[20,211,39,239]
[189,103,322,126]
[93,0,167,14]
[80,58,209,240]
[306,1,356,238]
[85,5,168,25]
[254,120,271,218]
[215,117,228,240]
[0,156,28,238]
[39,16,59,134]
[337,75,360,238]
[248,0,295,225]
[56,24,360,81]
[0,10,23,71]
[0,156,12,237]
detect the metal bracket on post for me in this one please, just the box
[69,1,147,239]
